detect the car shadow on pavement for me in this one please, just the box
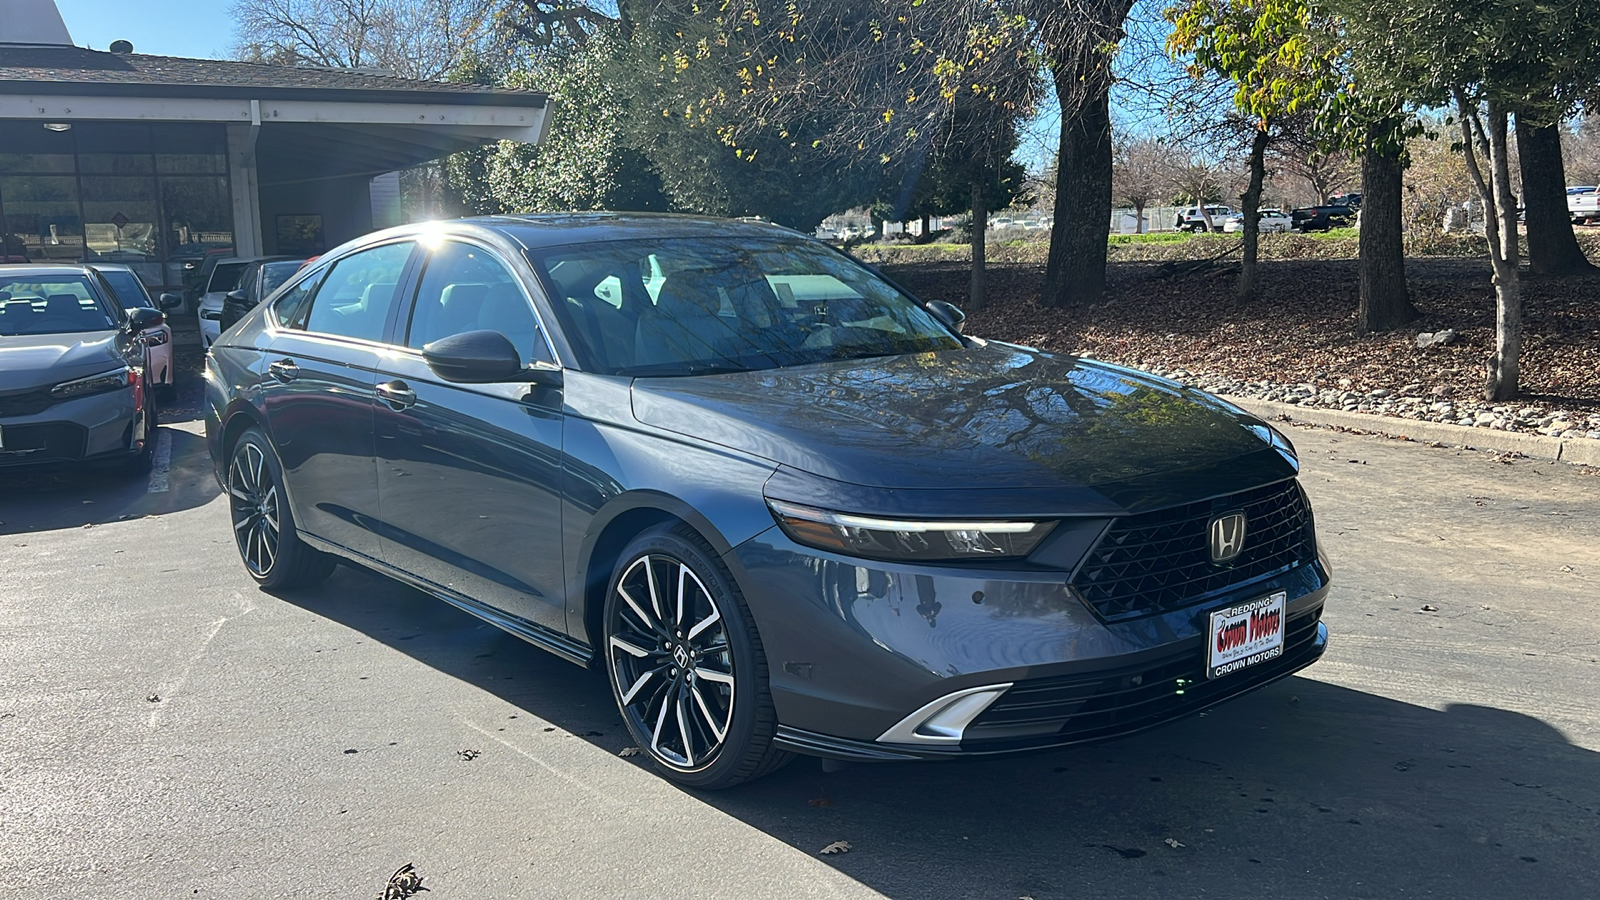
[0,426,220,534]
[272,564,1600,900]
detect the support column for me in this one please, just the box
[226,121,263,257]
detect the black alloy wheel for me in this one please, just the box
[227,427,336,589]
[604,524,789,788]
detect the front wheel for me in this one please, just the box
[603,524,789,789]
[227,427,336,589]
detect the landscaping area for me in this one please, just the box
[877,235,1600,440]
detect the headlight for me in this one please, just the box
[767,499,1054,561]
[51,367,133,399]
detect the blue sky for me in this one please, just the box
[56,0,235,58]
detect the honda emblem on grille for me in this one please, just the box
[1208,512,1248,564]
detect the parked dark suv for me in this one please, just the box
[204,214,1331,788]
[1290,205,1356,232]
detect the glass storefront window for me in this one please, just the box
[161,175,234,292]
[0,175,84,261]
[0,123,232,288]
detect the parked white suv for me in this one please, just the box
[197,256,289,348]
[1177,206,1233,233]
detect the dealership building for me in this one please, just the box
[0,0,549,291]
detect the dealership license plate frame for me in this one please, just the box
[1206,591,1287,679]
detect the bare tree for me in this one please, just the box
[230,0,497,80]
[1272,118,1355,204]
[1562,114,1600,185]
[1111,137,1169,233]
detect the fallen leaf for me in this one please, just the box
[457,749,480,761]
[1420,604,1438,612]
[378,862,426,900]
[1164,838,1185,849]
[146,694,160,703]
[618,746,642,758]
[819,840,851,855]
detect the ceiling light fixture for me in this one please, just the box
[43,123,72,132]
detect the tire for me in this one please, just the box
[603,523,790,789]
[226,427,336,589]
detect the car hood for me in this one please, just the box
[0,331,125,392]
[630,342,1285,498]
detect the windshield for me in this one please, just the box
[0,275,120,336]
[99,270,153,308]
[260,261,302,300]
[207,262,248,293]
[527,236,961,376]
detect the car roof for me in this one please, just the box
[0,263,95,276]
[88,263,137,273]
[214,256,293,266]
[339,213,803,256]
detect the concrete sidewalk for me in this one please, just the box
[1225,395,1600,467]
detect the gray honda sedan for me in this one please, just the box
[204,215,1330,788]
[0,264,162,474]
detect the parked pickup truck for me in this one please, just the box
[1568,189,1600,224]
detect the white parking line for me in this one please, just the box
[147,428,172,493]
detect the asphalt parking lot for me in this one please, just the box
[3,344,1599,899]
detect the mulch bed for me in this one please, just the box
[882,257,1600,414]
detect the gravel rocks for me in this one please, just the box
[1152,367,1600,441]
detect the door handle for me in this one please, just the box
[376,380,417,411]
[268,359,298,383]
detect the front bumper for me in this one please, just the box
[730,528,1331,760]
[198,309,221,347]
[0,386,145,469]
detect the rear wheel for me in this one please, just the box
[603,524,789,789]
[227,427,336,589]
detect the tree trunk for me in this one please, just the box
[970,178,987,311]
[1456,93,1522,400]
[1486,103,1522,400]
[1043,76,1112,306]
[1516,117,1593,275]
[1238,126,1270,304]
[1357,122,1416,332]
[920,212,931,242]
[1134,201,1146,234]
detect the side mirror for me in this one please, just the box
[225,289,248,303]
[127,307,165,332]
[423,330,555,385]
[925,300,967,334]
[158,292,183,310]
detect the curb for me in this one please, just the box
[1221,396,1600,467]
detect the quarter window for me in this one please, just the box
[407,240,548,362]
[301,241,414,342]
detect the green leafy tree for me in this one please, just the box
[447,37,670,214]
[1333,0,1600,398]
[1167,0,1330,302]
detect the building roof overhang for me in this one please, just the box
[0,45,550,182]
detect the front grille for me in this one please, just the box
[963,608,1324,746]
[0,390,56,418]
[0,422,87,462]
[1071,479,1315,621]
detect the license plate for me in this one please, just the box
[1206,591,1286,679]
